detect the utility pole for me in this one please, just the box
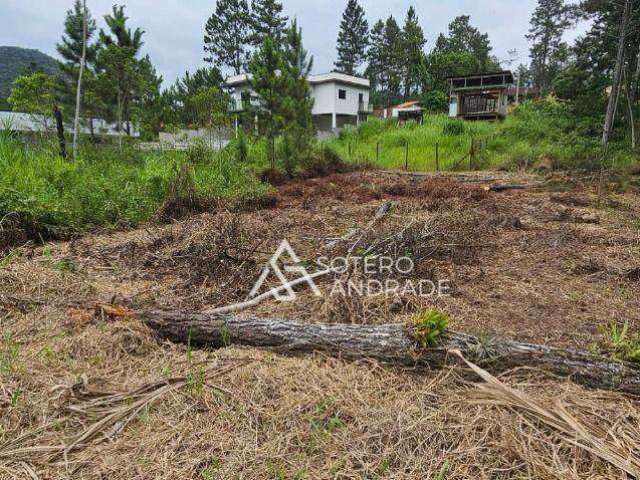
[72,0,88,160]
[602,0,631,150]
[515,71,521,105]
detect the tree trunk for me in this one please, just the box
[53,105,66,159]
[602,0,631,149]
[72,0,87,160]
[631,45,640,148]
[142,311,640,395]
[627,71,637,149]
[117,91,123,151]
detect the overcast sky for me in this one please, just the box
[1,0,588,87]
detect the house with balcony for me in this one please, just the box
[226,72,372,136]
[447,71,514,121]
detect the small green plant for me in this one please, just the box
[411,310,450,349]
[218,320,231,347]
[200,456,223,479]
[54,258,78,273]
[435,461,450,480]
[11,388,22,408]
[0,333,21,376]
[601,321,640,363]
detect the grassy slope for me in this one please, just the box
[325,100,638,172]
[325,114,496,171]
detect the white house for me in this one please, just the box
[226,72,372,135]
[0,111,140,137]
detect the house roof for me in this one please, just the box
[446,70,514,81]
[308,72,369,88]
[393,100,422,110]
[225,72,369,88]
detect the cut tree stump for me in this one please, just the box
[142,311,640,395]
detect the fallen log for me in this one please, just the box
[142,311,640,395]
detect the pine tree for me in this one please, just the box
[56,0,98,112]
[281,19,315,172]
[57,0,98,77]
[99,5,144,53]
[249,36,284,166]
[166,67,223,126]
[334,0,369,75]
[249,0,288,48]
[366,20,386,98]
[204,0,251,75]
[96,5,146,136]
[433,15,497,72]
[402,6,427,98]
[526,0,572,93]
[382,16,404,104]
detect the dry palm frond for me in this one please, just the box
[454,350,640,477]
[0,358,252,465]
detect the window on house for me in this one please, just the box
[338,89,347,100]
[358,93,364,104]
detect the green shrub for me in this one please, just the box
[421,91,448,113]
[185,139,213,164]
[235,131,249,163]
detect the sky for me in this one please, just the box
[1,0,589,87]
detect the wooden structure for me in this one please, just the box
[391,100,425,124]
[448,71,514,120]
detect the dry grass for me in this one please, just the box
[1,170,639,478]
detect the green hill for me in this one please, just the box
[0,46,59,109]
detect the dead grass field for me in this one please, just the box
[1,170,639,479]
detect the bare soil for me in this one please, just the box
[1,170,639,479]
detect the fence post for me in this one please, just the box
[404,141,409,170]
[435,142,439,172]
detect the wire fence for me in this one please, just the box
[343,134,498,172]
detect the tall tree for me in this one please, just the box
[381,16,404,104]
[168,67,224,125]
[56,0,98,129]
[366,20,386,99]
[366,16,404,105]
[191,86,230,149]
[204,0,251,75]
[99,5,144,53]
[280,19,315,172]
[56,0,98,86]
[402,6,427,98]
[97,5,145,135]
[249,0,288,49]
[96,44,139,148]
[601,0,632,149]
[248,36,284,166]
[574,0,640,145]
[334,0,369,75]
[433,15,497,72]
[72,0,88,159]
[526,0,573,93]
